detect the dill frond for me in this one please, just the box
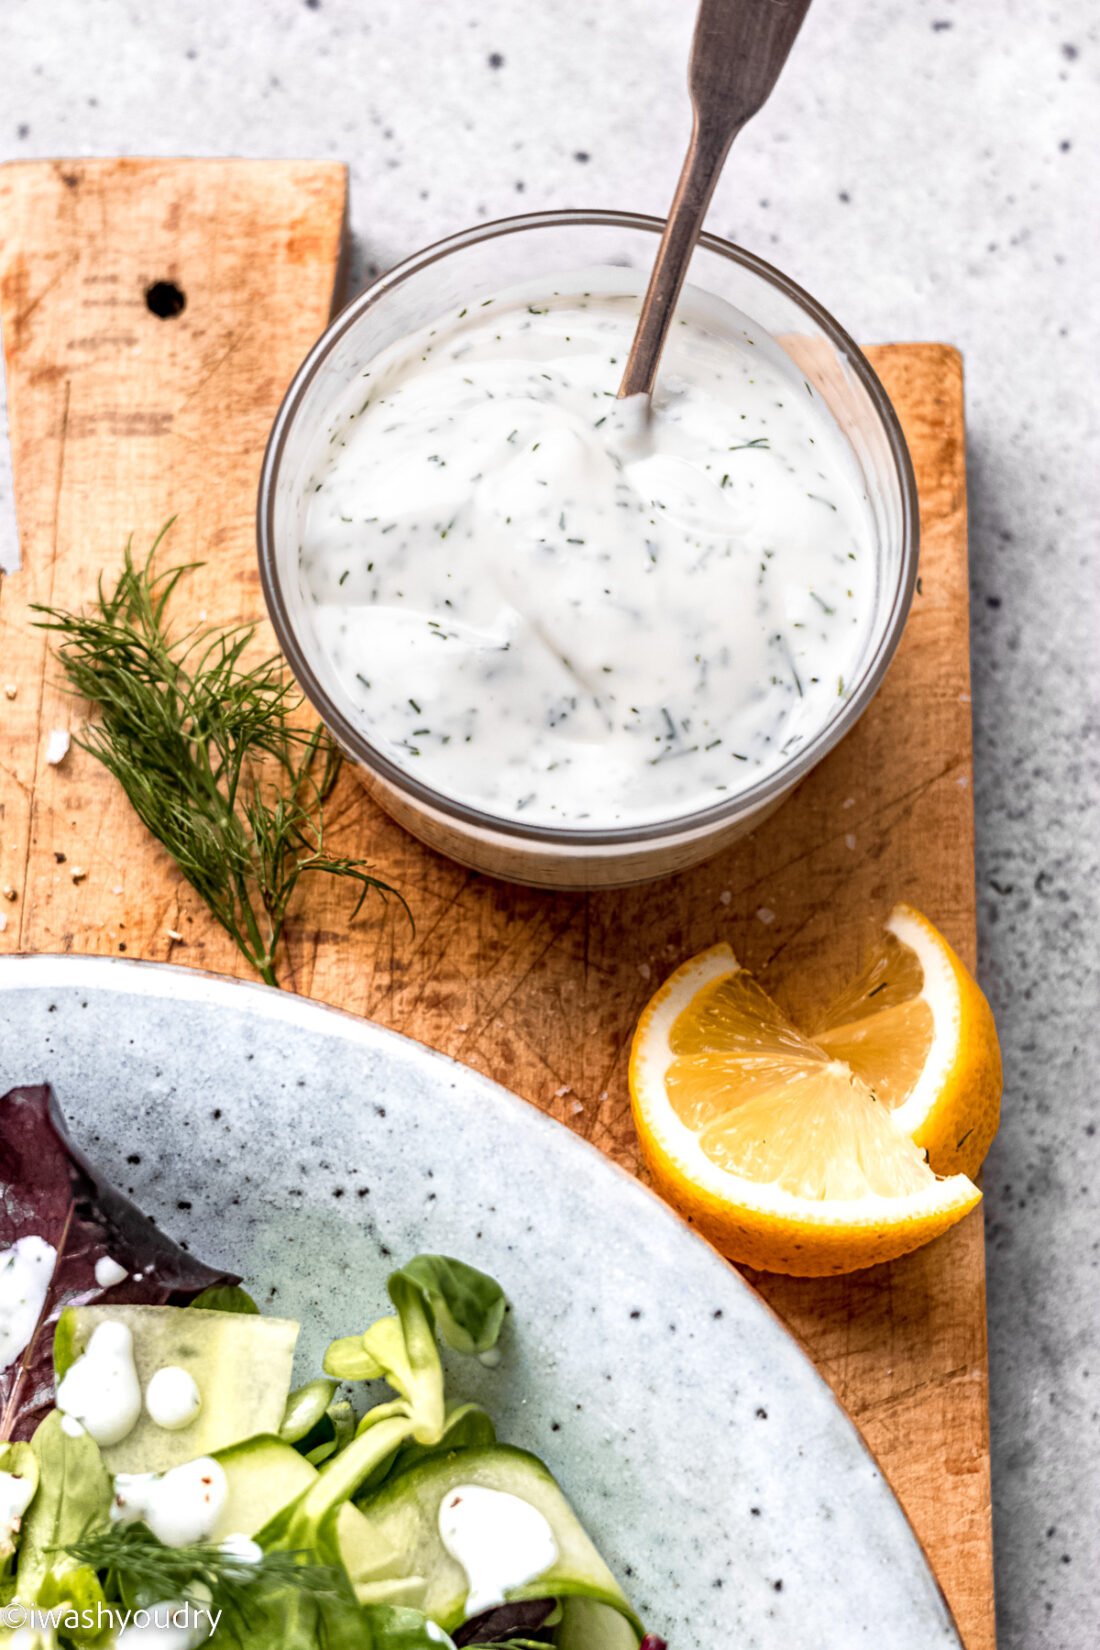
[63,1523,347,1636]
[33,525,407,987]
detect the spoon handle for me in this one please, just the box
[617,0,813,400]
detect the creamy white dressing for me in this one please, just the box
[0,1235,57,1368]
[112,1457,227,1547]
[218,1533,263,1565]
[438,1484,558,1617]
[299,276,877,827]
[56,1320,143,1447]
[112,1601,213,1649]
[145,1365,202,1431]
[0,1467,36,1556]
[95,1254,129,1290]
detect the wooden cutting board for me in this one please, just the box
[0,159,993,1648]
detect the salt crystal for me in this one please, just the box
[3,684,16,700]
[554,1084,572,1098]
[166,928,183,942]
[569,1099,585,1115]
[638,963,651,980]
[845,833,857,851]
[45,728,71,766]
[70,866,87,883]
[0,913,7,934]
[956,772,970,787]
[756,906,775,925]
[842,796,855,810]
[719,890,732,906]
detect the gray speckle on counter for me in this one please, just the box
[0,4,1097,1645]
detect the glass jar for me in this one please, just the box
[258,211,918,890]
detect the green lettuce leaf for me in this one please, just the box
[190,1284,260,1315]
[279,1378,338,1445]
[12,1411,111,1644]
[396,1257,506,1357]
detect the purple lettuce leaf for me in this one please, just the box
[1,1083,239,1442]
[452,1599,556,1644]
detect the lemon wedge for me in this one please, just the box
[628,906,1000,1276]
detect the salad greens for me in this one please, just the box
[9,1412,111,1633]
[63,1526,353,1638]
[0,1084,237,1445]
[189,1287,260,1318]
[0,1086,664,1648]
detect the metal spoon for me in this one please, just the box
[618,0,813,401]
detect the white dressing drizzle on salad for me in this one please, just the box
[0,1234,57,1367]
[111,1456,228,1546]
[438,1484,558,1616]
[112,1600,211,1649]
[56,1320,142,1447]
[0,1468,36,1555]
[95,1254,129,1289]
[299,277,877,828]
[145,1365,202,1431]
[218,1533,262,1564]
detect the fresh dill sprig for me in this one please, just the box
[32,525,406,987]
[63,1523,348,1636]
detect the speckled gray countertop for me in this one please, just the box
[0,3,1096,1645]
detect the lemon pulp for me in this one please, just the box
[665,970,933,1200]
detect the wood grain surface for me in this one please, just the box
[0,159,993,1648]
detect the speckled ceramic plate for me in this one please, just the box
[0,954,959,1648]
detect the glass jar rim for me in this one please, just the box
[257,207,919,848]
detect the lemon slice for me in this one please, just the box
[811,904,1001,1178]
[628,913,995,1276]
